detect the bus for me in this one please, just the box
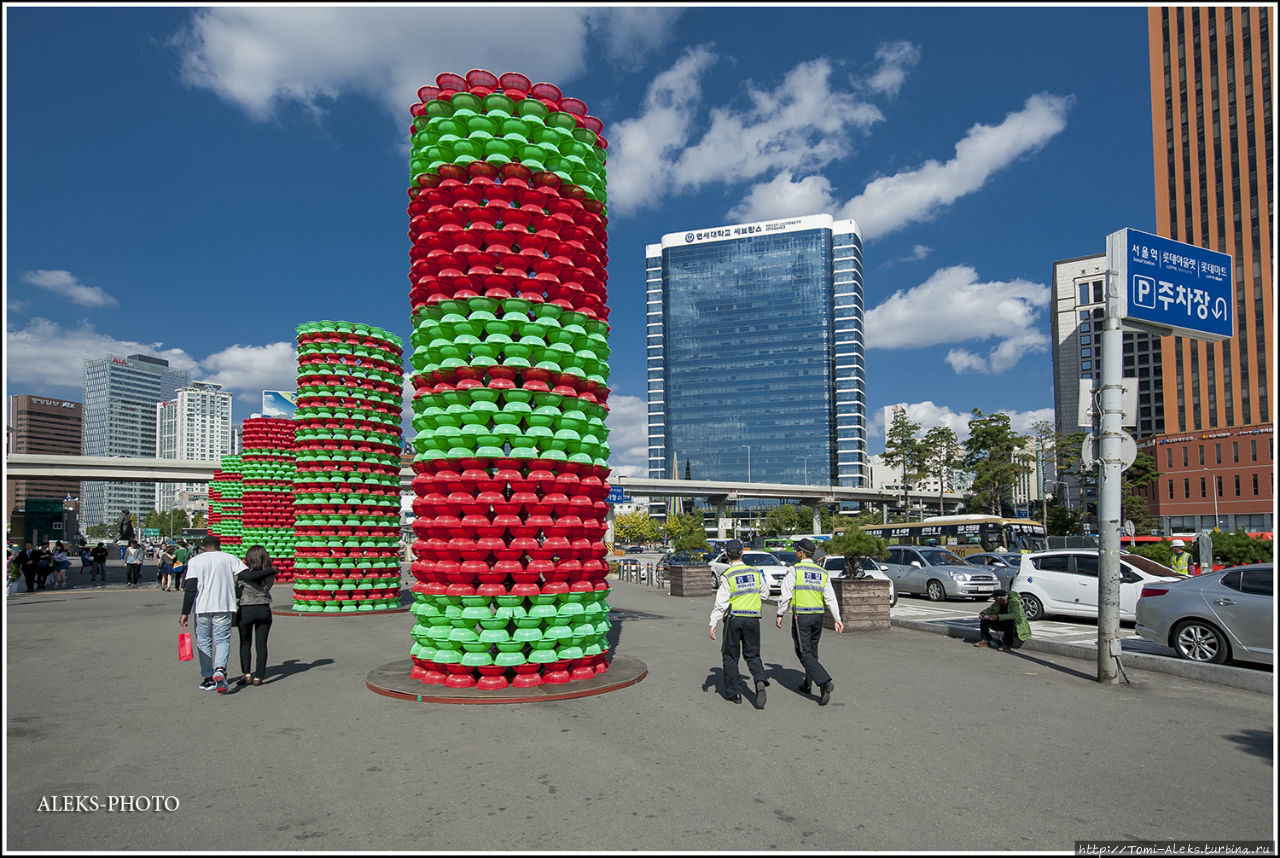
[851,515,1048,557]
[761,534,833,552]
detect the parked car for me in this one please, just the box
[819,554,897,607]
[965,552,1025,589]
[772,550,799,568]
[1135,563,1273,665]
[625,545,646,554]
[880,546,999,602]
[1012,550,1181,622]
[710,550,791,594]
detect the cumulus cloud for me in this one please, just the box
[172,7,673,123]
[5,318,199,389]
[840,93,1072,239]
[199,342,298,405]
[607,46,719,215]
[863,41,921,98]
[726,171,838,223]
[866,264,1049,373]
[869,400,1055,444]
[605,394,649,478]
[20,270,119,308]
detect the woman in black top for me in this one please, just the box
[235,545,275,686]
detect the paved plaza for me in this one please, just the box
[4,560,1275,852]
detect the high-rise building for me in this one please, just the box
[81,354,191,528]
[1141,6,1274,532]
[155,381,233,514]
[645,214,866,502]
[6,395,83,524]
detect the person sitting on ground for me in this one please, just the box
[974,589,1031,652]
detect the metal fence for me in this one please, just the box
[615,558,667,591]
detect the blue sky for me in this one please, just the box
[3,4,1159,477]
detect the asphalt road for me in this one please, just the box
[4,561,1275,852]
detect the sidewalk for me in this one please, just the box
[4,572,1274,851]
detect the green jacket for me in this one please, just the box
[980,591,1032,641]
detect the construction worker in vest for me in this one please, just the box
[708,539,769,708]
[776,538,844,705]
[1169,538,1191,576]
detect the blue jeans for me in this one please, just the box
[194,612,234,678]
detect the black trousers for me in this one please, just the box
[238,604,273,678]
[22,568,37,592]
[980,617,1019,646]
[721,615,766,694]
[126,564,142,586]
[790,612,832,687]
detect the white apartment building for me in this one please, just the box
[155,381,233,513]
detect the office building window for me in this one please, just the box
[1184,478,1191,499]
[1250,439,1257,461]
[1234,475,1240,496]
[1253,474,1259,495]
[1166,449,1173,468]
[1198,445,1205,465]
[1233,441,1239,463]
[1215,444,1221,464]
[1182,447,1189,467]
[1200,476,1207,498]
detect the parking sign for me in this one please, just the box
[1106,228,1233,342]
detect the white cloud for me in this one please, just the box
[199,342,298,405]
[869,400,1055,445]
[726,171,837,223]
[840,93,1072,240]
[879,243,932,269]
[172,7,669,124]
[7,296,29,314]
[866,264,1049,373]
[863,40,921,98]
[607,46,719,216]
[605,394,648,478]
[20,270,119,308]
[5,318,199,389]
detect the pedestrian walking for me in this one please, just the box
[974,589,1031,652]
[90,542,109,587]
[123,540,145,588]
[708,539,769,708]
[158,543,176,591]
[79,544,92,579]
[51,542,71,589]
[179,534,247,694]
[234,544,276,687]
[172,541,191,591]
[18,543,40,593]
[35,542,54,589]
[775,538,844,705]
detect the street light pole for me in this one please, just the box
[1201,468,1220,530]
[742,445,751,482]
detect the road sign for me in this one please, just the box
[1081,432,1137,471]
[606,486,628,504]
[142,528,160,538]
[1106,228,1233,342]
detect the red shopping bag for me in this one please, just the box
[178,632,194,661]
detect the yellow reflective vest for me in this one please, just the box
[1171,551,1190,575]
[792,559,829,614]
[724,562,764,618]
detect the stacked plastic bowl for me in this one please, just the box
[405,70,613,690]
[291,321,405,613]
[208,455,243,554]
[239,418,297,577]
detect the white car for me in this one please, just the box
[820,555,897,607]
[710,550,791,595]
[1012,550,1181,622]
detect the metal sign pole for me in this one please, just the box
[1096,270,1125,684]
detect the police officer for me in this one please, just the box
[1169,538,1191,576]
[708,539,769,708]
[776,538,844,705]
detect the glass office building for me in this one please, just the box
[646,214,866,494]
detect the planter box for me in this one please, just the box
[668,564,715,598]
[825,578,891,631]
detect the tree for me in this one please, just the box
[1206,530,1273,566]
[964,409,1033,517]
[921,425,962,516]
[824,529,888,572]
[1029,420,1057,524]
[662,512,709,553]
[86,522,113,539]
[1043,499,1082,537]
[191,511,207,529]
[1120,451,1160,534]
[614,512,661,545]
[883,407,927,514]
[760,503,801,538]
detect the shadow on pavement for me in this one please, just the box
[1002,650,1097,682]
[1223,728,1273,762]
[263,658,335,683]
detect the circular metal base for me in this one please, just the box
[365,654,647,704]
[272,606,410,617]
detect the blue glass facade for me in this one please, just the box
[647,215,866,494]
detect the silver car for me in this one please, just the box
[881,545,1000,601]
[964,552,1024,589]
[1135,564,1274,665]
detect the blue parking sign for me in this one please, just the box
[1106,228,1233,342]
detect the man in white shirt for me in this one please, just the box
[179,535,246,694]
